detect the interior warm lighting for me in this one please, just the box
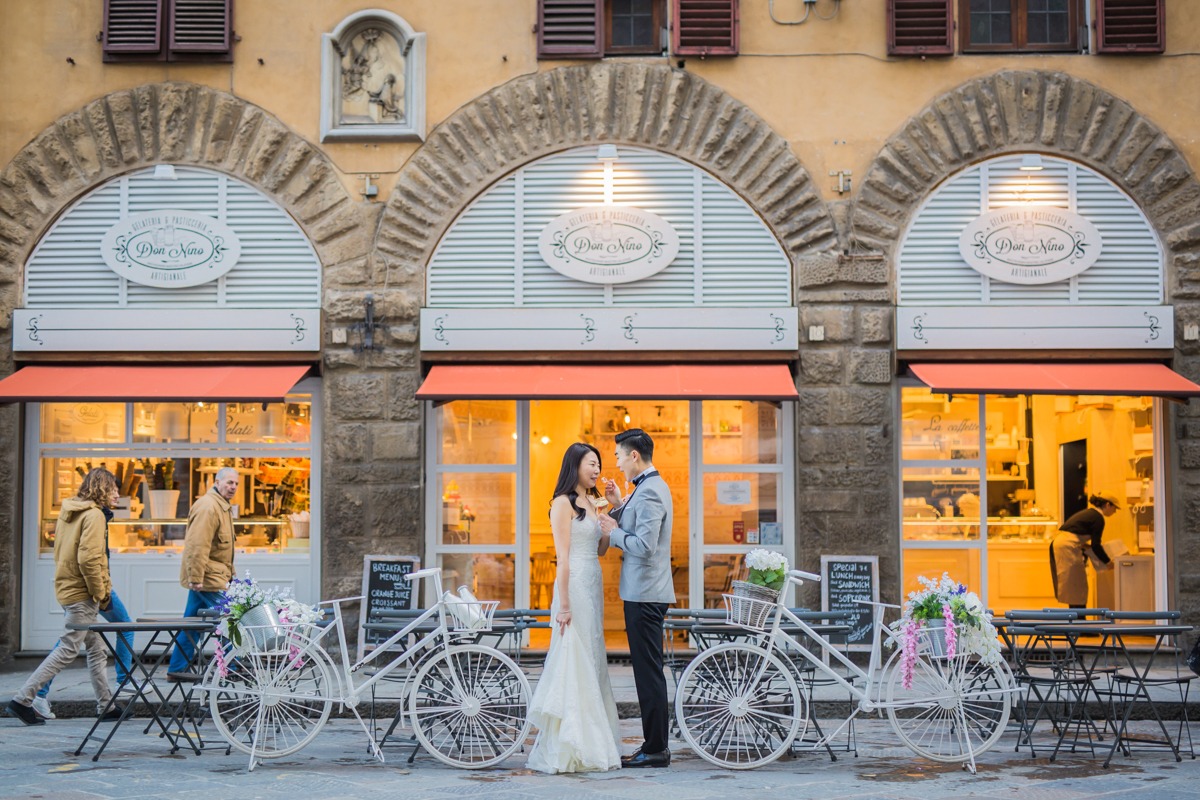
[1019,154,1044,172]
[540,435,552,445]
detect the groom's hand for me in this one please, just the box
[598,514,617,535]
[602,478,622,507]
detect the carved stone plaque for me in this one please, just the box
[339,27,406,125]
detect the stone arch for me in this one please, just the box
[852,70,1200,290]
[0,81,364,309]
[376,62,838,275]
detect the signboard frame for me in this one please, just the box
[819,554,879,653]
[356,554,421,659]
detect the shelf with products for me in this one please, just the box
[903,516,1058,543]
[39,516,305,555]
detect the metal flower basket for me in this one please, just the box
[724,591,778,631]
[443,597,499,633]
[919,618,951,659]
[236,603,288,652]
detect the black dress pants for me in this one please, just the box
[624,600,669,753]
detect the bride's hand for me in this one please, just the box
[556,609,572,632]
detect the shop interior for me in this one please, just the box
[38,400,313,556]
[900,388,1158,614]
[435,398,785,650]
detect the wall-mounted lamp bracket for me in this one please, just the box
[829,169,852,195]
[351,294,382,353]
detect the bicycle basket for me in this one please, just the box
[723,592,777,631]
[441,591,499,632]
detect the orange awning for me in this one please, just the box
[415,364,799,401]
[0,365,310,403]
[908,362,1200,398]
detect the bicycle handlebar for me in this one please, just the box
[404,567,443,582]
[787,569,821,584]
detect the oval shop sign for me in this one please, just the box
[101,209,241,289]
[538,204,680,284]
[958,205,1102,285]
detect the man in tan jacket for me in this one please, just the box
[9,469,121,725]
[167,466,239,677]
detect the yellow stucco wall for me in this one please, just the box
[2,1,1198,204]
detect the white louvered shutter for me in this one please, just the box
[898,155,1162,306]
[429,146,790,308]
[25,167,321,310]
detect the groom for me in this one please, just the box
[599,428,674,768]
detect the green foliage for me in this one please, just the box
[748,567,786,592]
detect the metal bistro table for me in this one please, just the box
[1032,621,1194,766]
[69,618,215,761]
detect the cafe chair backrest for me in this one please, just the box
[1044,607,1108,619]
[1103,610,1181,621]
[1006,609,1079,622]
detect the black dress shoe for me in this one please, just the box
[97,703,127,722]
[166,671,200,683]
[623,749,670,768]
[7,699,45,726]
[620,746,643,764]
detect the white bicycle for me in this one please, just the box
[675,570,1015,773]
[200,567,532,770]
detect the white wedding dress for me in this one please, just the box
[526,513,622,773]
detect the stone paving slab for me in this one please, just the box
[0,716,1197,799]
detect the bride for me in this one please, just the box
[527,442,622,773]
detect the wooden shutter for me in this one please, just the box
[672,0,738,57]
[169,0,232,54]
[887,0,954,56]
[538,0,603,58]
[1096,0,1164,54]
[103,0,163,55]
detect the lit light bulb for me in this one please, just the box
[623,413,631,425]
[511,432,518,440]
[540,435,551,445]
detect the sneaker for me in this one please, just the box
[30,696,55,720]
[6,699,45,726]
[97,703,127,722]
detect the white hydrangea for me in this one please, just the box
[745,549,788,572]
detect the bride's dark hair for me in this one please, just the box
[551,442,602,521]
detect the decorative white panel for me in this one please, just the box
[427,146,791,309]
[13,309,319,352]
[421,307,798,351]
[24,167,322,311]
[897,306,1172,350]
[898,155,1163,306]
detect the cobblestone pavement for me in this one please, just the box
[1,716,1198,799]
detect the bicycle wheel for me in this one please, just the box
[409,644,532,768]
[885,652,1012,762]
[207,643,335,759]
[675,643,804,769]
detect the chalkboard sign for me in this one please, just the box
[820,555,879,651]
[357,555,420,657]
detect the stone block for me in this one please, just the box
[1181,441,1200,470]
[388,371,422,422]
[328,373,387,420]
[798,427,861,464]
[321,484,366,543]
[372,422,422,461]
[850,349,892,385]
[367,483,422,539]
[326,423,368,462]
[798,350,843,384]
[796,389,833,426]
[797,489,855,513]
[830,388,890,426]
[858,308,892,344]
[324,257,370,287]
[799,307,854,342]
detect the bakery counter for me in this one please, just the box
[903,516,1058,542]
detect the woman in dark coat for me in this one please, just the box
[1050,491,1120,608]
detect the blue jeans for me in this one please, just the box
[168,589,223,674]
[38,590,133,697]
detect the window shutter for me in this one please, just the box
[169,0,232,54]
[887,0,954,56]
[672,0,739,57]
[1096,0,1164,54]
[103,0,163,54]
[537,0,602,58]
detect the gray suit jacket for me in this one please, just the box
[610,471,675,604]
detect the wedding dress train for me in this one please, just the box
[526,514,621,773]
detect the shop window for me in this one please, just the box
[898,387,1160,615]
[321,10,427,142]
[887,0,954,56]
[36,398,312,556]
[1095,0,1165,54]
[539,0,731,58]
[959,0,1083,54]
[102,0,234,63]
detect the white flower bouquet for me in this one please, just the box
[213,572,324,674]
[744,549,789,592]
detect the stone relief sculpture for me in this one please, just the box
[339,27,406,125]
[322,10,425,142]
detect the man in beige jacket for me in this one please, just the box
[167,466,239,677]
[9,468,121,725]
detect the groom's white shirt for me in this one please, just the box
[610,470,675,604]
